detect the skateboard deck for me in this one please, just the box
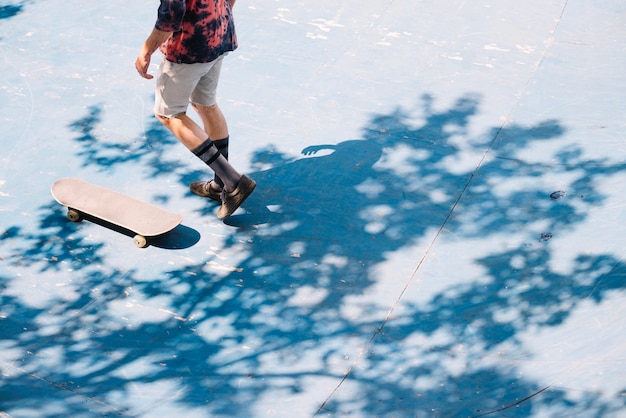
[51,177,183,247]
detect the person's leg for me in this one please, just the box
[154,59,255,217]
[154,59,235,181]
[190,56,230,190]
[156,113,207,151]
[191,103,230,190]
[190,55,228,139]
[192,102,228,141]
[189,135,255,219]
[156,110,242,194]
[189,61,256,218]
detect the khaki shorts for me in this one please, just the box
[154,55,225,118]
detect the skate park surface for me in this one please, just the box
[1,0,626,416]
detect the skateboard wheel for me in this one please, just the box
[133,234,148,248]
[67,208,82,222]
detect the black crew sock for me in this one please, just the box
[192,138,240,191]
[212,136,229,189]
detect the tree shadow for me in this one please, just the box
[1,93,625,417]
[0,2,23,20]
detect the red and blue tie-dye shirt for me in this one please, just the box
[155,0,237,64]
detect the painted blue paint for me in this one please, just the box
[1,0,625,417]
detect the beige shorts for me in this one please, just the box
[154,55,225,118]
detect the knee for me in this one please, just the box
[192,102,218,114]
[191,102,214,110]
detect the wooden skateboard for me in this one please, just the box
[51,177,183,248]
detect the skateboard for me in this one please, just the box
[51,177,183,248]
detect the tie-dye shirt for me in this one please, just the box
[155,0,237,64]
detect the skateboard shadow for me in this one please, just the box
[150,224,201,249]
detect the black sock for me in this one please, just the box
[212,137,229,188]
[192,138,240,191]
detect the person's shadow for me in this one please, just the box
[226,138,385,229]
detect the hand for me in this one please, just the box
[135,52,153,79]
[135,29,172,79]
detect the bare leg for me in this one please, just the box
[156,108,255,219]
[156,112,241,190]
[192,103,228,140]
[156,113,207,150]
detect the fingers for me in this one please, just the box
[135,55,153,79]
[136,64,153,79]
[301,146,319,155]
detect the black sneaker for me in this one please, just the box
[190,179,222,202]
[217,175,256,219]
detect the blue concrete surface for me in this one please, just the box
[1,0,625,417]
